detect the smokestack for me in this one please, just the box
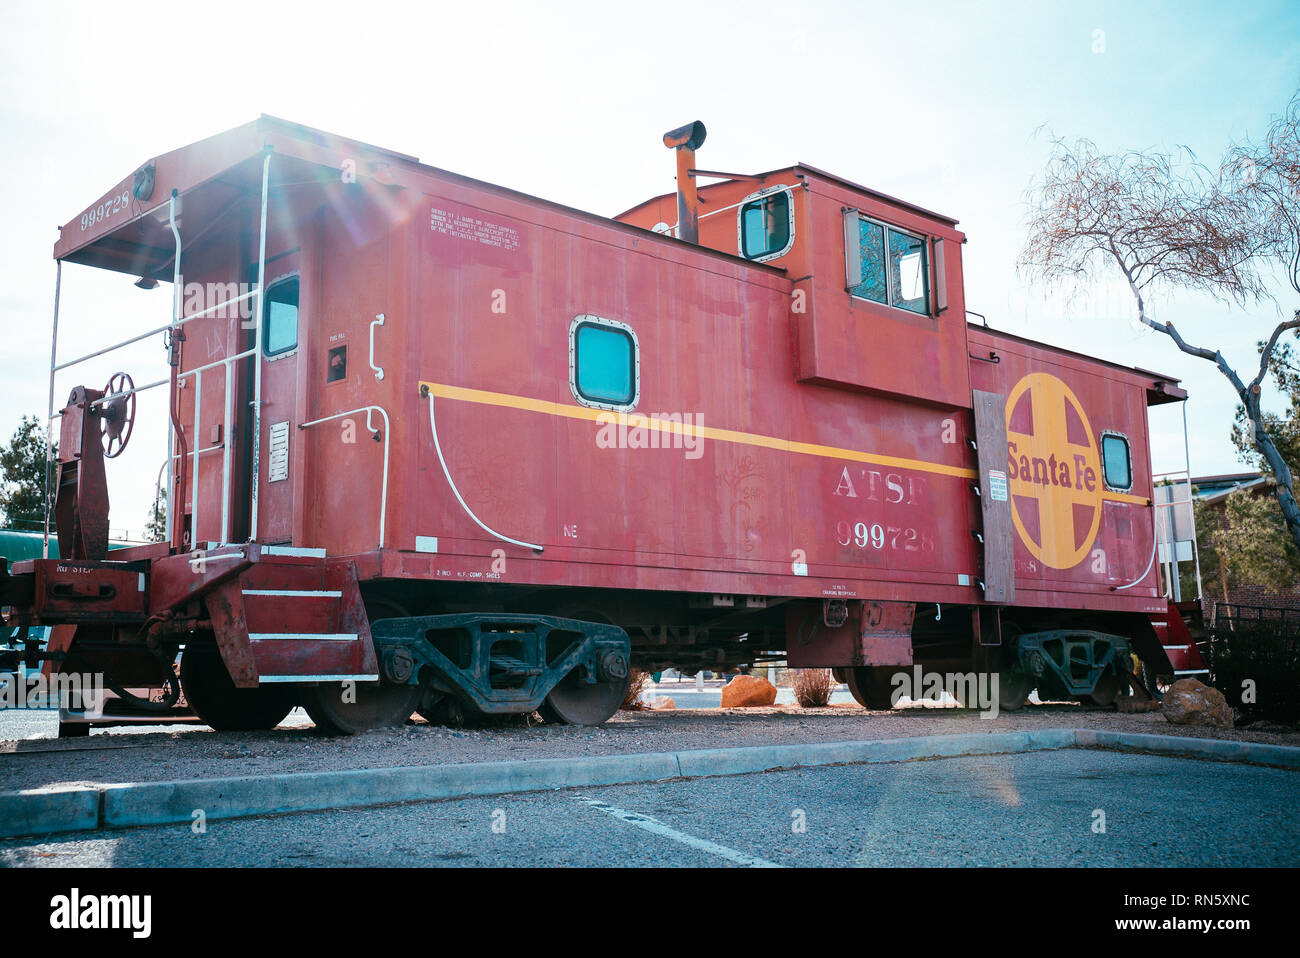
[662,121,707,244]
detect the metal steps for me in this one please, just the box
[205,552,378,687]
[1151,599,1210,678]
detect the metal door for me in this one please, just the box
[250,251,303,545]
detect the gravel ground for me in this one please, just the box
[3,702,1297,792]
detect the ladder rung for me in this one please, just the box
[243,589,342,598]
[249,633,358,642]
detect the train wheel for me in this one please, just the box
[301,594,420,735]
[531,604,629,726]
[1138,661,1166,701]
[180,642,297,732]
[301,680,421,735]
[998,669,1032,711]
[844,667,896,710]
[1086,669,1121,707]
[539,666,629,726]
[420,695,494,728]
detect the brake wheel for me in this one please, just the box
[100,372,136,458]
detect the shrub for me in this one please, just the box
[620,668,651,711]
[1206,617,1300,724]
[791,668,835,707]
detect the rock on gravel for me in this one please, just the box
[1162,678,1234,728]
[719,675,777,707]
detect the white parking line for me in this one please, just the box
[576,796,783,868]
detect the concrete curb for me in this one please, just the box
[1075,729,1300,769]
[0,786,99,840]
[2,727,1296,840]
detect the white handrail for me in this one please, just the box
[191,368,202,545]
[167,191,181,547]
[298,406,390,548]
[424,389,543,553]
[370,313,385,381]
[177,347,256,381]
[249,151,272,543]
[42,260,61,559]
[44,155,275,554]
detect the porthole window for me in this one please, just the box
[569,315,639,410]
[1101,433,1132,491]
[738,186,795,262]
[262,276,299,357]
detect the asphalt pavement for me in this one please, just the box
[3,748,1294,867]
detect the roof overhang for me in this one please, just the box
[52,116,416,278]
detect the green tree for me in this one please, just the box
[1196,488,1300,603]
[1193,330,1300,601]
[1213,489,1300,592]
[144,494,167,543]
[0,415,56,531]
[1231,333,1300,482]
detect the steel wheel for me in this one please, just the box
[533,604,629,726]
[301,594,420,736]
[539,665,629,725]
[181,641,297,731]
[301,680,421,735]
[1139,661,1166,701]
[845,666,896,710]
[998,669,1032,711]
[419,694,493,728]
[1086,669,1121,707]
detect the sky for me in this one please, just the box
[0,0,1298,540]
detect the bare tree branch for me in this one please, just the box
[1018,108,1300,558]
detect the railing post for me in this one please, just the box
[192,368,202,548]
[221,356,233,544]
[249,150,272,543]
[43,259,62,559]
[167,191,182,548]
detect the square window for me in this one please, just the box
[263,277,299,357]
[845,213,931,315]
[888,229,929,314]
[572,318,637,408]
[850,219,887,304]
[1101,434,1132,490]
[327,345,347,383]
[739,189,792,260]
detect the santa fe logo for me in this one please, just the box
[1004,372,1103,570]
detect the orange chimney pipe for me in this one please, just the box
[663,121,707,244]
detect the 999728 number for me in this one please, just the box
[835,521,934,554]
[80,190,132,232]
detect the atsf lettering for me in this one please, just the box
[833,466,926,505]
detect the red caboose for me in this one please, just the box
[0,117,1204,734]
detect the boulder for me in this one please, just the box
[1161,678,1234,728]
[650,697,676,710]
[720,674,777,708]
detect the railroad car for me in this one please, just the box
[0,117,1207,735]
